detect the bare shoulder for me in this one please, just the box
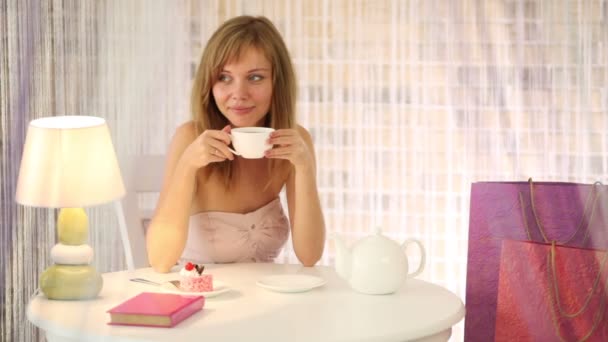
[295,124,314,147]
[165,121,197,161]
[173,121,198,143]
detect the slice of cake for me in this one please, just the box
[180,262,213,292]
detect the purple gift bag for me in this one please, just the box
[495,240,608,342]
[464,180,608,342]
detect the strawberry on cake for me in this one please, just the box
[180,262,213,292]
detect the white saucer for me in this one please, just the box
[161,280,231,298]
[256,274,326,293]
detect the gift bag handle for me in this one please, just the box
[546,241,608,341]
[519,178,604,245]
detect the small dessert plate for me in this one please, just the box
[160,280,231,298]
[256,274,326,293]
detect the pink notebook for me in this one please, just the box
[107,292,205,328]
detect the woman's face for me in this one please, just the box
[212,47,273,128]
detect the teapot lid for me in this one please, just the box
[353,226,404,258]
[363,226,392,244]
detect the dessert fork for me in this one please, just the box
[129,278,181,289]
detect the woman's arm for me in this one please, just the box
[267,125,325,266]
[146,122,233,272]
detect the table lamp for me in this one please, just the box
[15,116,126,300]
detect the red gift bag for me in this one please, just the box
[495,240,608,341]
[465,180,608,342]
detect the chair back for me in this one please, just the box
[117,155,165,270]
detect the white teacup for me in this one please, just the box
[228,127,274,159]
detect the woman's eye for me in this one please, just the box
[218,74,231,82]
[249,74,264,82]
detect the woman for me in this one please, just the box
[147,16,325,272]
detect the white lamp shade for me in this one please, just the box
[15,116,126,208]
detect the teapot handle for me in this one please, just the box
[401,239,426,278]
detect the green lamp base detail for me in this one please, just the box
[57,208,89,245]
[39,264,103,300]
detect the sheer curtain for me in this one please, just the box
[2,1,607,341]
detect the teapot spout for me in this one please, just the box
[332,234,352,280]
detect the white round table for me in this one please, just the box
[27,263,464,342]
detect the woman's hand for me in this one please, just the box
[179,125,234,170]
[265,128,314,170]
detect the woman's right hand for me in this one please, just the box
[179,125,234,169]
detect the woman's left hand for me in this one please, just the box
[265,129,313,170]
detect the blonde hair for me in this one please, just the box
[191,16,296,186]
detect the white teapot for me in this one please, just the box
[333,228,426,295]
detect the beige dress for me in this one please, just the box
[180,198,290,263]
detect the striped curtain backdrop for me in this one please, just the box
[2,1,607,341]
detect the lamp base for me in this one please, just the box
[39,264,103,300]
